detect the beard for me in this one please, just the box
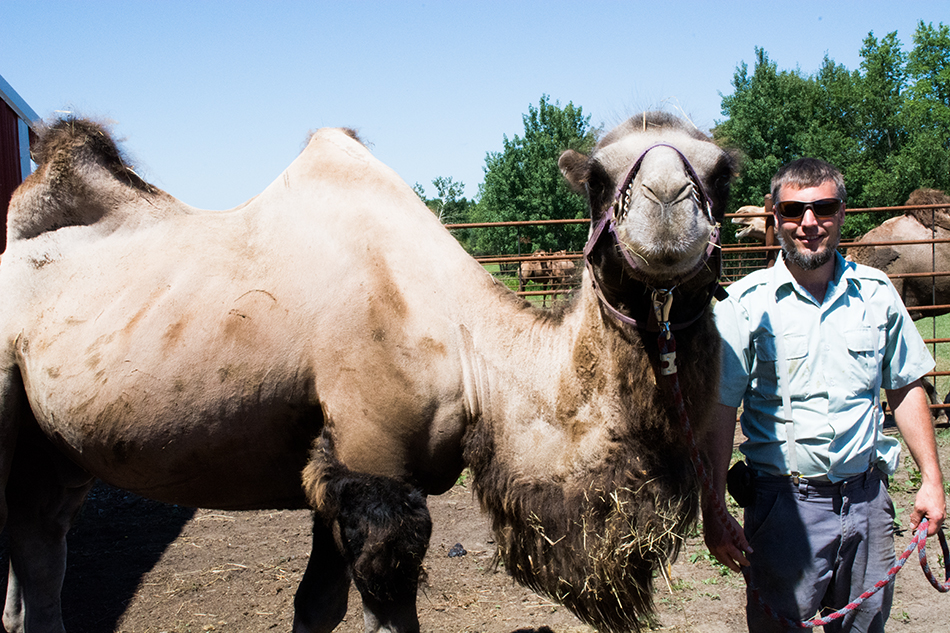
[778,233,839,271]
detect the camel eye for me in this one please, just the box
[584,163,611,208]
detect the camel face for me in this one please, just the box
[732,205,768,241]
[602,138,720,279]
[562,114,735,287]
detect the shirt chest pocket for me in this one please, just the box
[844,326,879,393]
[751,333,807,398]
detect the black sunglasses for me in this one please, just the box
[776,198,843,219]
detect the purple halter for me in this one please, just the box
[583,143,722,331]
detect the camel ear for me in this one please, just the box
[558,149,589,194]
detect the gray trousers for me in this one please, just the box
[743,467,896,633]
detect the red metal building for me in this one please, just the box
[0,73,39,253]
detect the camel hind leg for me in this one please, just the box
[0,366,27,532]
[2,417,93,633]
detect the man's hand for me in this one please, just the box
[700,403,753,573]
[910,480,946,536]
[887,380,946,537]
[702,502,752,573]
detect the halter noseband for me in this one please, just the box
[583,143,722,331]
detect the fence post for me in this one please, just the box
[764,194,777,267]
[516,226,522,290]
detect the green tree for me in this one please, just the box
[714,48,816,221]
[716,23,950,241]
[859,32,908,162]
[903,22,950,194]
[414,176,474,250]
[430,176,470,224]
[908,21,950,105]
[852,31,911,210]
[470,95,597,255]
[412,182,427,200]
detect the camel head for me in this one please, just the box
[732,205,768,241]
[560,112,736,327]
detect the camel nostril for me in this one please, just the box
[641,184,661,204]
[640,180,693,207]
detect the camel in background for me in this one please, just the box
[518,249,577,306]
[848,188,950,319]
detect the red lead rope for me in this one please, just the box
[652,294,949,628]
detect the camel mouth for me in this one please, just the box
[613,200,716,283]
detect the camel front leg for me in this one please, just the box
[301,435,432,633]
[292,518,351,633]
[335,474,431,633]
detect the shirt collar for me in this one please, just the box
[772,252,855,305]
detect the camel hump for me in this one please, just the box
[8,118,162,243]
[905,188,950,231]
[31,117,151,192]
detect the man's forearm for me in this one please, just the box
[888,381,943,485]
[701,403,740,505]
[886,380,946,533]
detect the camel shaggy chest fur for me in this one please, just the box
[0,113,735,633]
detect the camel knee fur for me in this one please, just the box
[303,436,432,632]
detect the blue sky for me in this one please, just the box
[2,1,947,208]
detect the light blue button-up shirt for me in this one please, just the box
[716,253,935,482]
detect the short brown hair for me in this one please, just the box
[771,158,847,204]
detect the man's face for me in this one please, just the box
[774,181,845,271]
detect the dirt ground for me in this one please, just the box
[1,428,947,633]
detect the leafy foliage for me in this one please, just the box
[414,176,474,250]
[430,176,470,224]
[715,21,950,242]
[469,95,598,255]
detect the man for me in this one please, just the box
[703,158,946,632]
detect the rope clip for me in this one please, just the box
[652,289,677,375]
[652,289,674,340]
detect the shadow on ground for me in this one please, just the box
[0,482,194,633]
